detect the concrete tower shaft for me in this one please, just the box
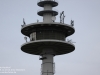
[43,2,52,22]
[38,1,58,75]
[37,0,58,23]
[41,48,54,75]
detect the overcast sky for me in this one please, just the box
[0,0,100,75]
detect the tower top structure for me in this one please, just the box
[21,0,75,75]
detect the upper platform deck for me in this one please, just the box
[37,10,58,16]
[21,22,75,37]
[37,0,58,7]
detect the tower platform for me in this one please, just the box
[37,10,58,16]
[21,40,75,55]
[37,0,58,7]
[21,22,75,37]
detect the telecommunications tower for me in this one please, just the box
[21,0,75,75]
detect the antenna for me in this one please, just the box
[21,25,24,27]
[67,39,72,42]
[71,20,74,26]
[52,16,56,22]
[21,18,26,28]
[23,18,26,25]
[60,11,65,23]
[60,13,62,23]
[24,36,27,42]
[67,39,76,43]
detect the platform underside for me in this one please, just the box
[21,40,75,55]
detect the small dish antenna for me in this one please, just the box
[52,16,56,22]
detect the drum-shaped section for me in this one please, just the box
[21,22,75,37]
[36,31,65,41]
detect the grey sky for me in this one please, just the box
[0,0,100,75]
